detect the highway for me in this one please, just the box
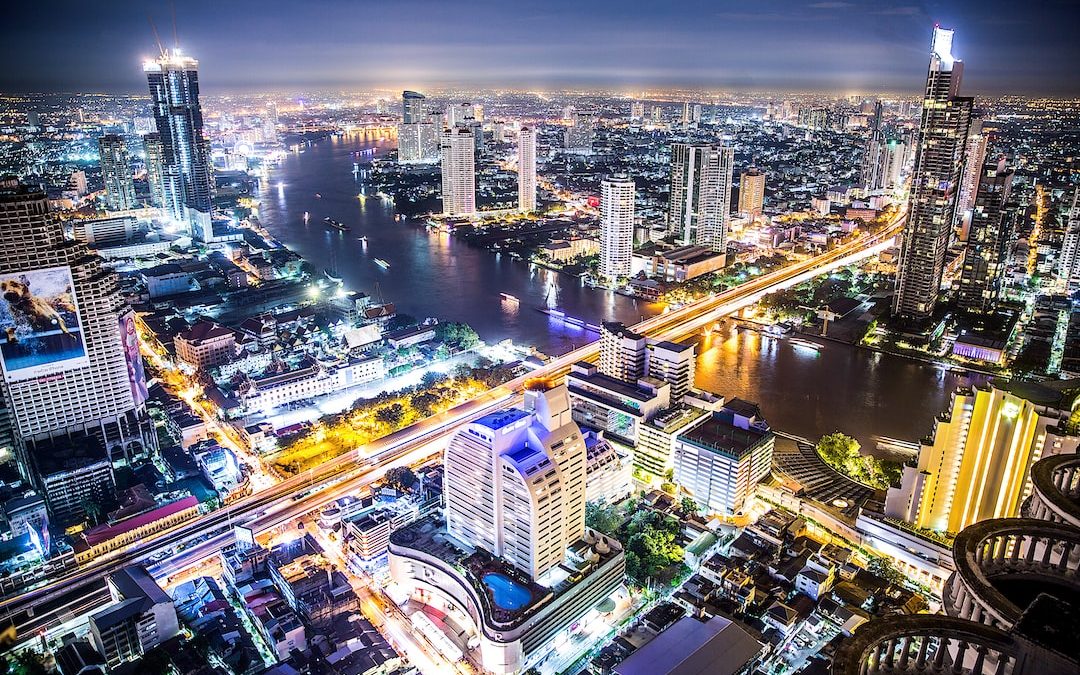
[0,217,902,641]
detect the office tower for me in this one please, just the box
[892,27,973,321]
[440,127,476,216]
[673,400,774,516]
[517,127,536,213]
[860,109,889,193]
[263,101,278,142]
[738,168,766,218]
[599,174,635,279]
[444,385,586,579]
[955,118,988,233]
[89,566,179,669]
[682,101,691,127]
[598,322,647,382]
[144,50,214,241]
[692,103,703,124]
[956,154,1014,314]
[646,339,696,400]
[885,381,1078,534]
[142,133,165,207]
[0,178,155,492]
[466,117,484,153]
[1057,189,1080,294]
[798,107,829,131]
[402,90,425,124]
[564,111,596,153]
[667,143,734,252]
[630,101,645,121]
[97,135,136,211]
[651,105,662,122]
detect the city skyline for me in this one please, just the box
[2,1,1079,96]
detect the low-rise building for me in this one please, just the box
[89,566,180,669]
[174,320,237,371]
[74,496,200,563]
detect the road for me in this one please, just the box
[0,217,903,642]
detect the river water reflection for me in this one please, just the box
[258,133,985,450]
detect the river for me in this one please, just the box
[257,133,986,451]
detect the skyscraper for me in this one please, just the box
[397,122,439,163]
[956,153,1014,314]
[402,90,425,124]
[144,50,214,240]
[630,101,645,121]
[892,27,973,321]
[263,101,279,143]
[564,111,596,153]
[98,135,136,211]
[668,143,734,252]
[440,126,476,216]
[141,133,165,208]
[444,385,586,579]
[0,177,155,490]
[1057,189,1080,294]
[517,127,536,213]
[599,174,635,279]
[598,322,647,382]
[955,118,988,237]
[738,168,766,218]
[860,101,887,193]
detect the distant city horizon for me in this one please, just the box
[3,0,1079,96]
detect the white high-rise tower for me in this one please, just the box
[440,127,476,216]
[600,174,635,279]
[517,127,536,213]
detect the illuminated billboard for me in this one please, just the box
[120,312,148,405]
[0,267,90,380]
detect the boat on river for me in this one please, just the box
[374,258,390,270]
[323,217,350,232]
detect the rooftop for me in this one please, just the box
[614,615,762,675]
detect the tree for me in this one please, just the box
[375,403,406,426]
[816,432,860,470]
[81,497,102,526]
[680,497,700,515]
[385,466,418,492]
[868,557,906,587]
[585,502,622,534]
[4,651,49,675]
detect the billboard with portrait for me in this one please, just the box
[0,266,90,381]
[120,312,148,406]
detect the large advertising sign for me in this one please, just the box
[0,267,90,381]
[120,312,148,406]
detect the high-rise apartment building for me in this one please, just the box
[598,322,647,382]
[0,178,155,488]
[1057,189,1080,294]
[599,174,635,279]
[667,143,734,252]
[98,135,136,211]
[446,102,479,128]
[398,122,439,163]
[646,340,696,400]
[738,168,765,218]
[885,381,1079,534]
[402,90,425,124]
[517,127,536,213]
[440,127,476,216]
[144,50,214,240]
[141,133,165,208]
[955,118,988,235]
[564,111,596,153]
[892,27,973,321]
[630,101,645,121]
[956,154,1014,314]
[673,400,775,516]
[443,385,587,579]
[263,101,279,142]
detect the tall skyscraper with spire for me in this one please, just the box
[98,135,136,211]
[144,50,214,241]
[517,127,536,213]
[892,27,973,321]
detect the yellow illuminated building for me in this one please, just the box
[885,381,1079,534]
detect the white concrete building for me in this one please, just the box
[668,144,734,252]
[600,174,635,279]
[440,127,476,216]
[517,127,536,213]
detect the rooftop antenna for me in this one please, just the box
[147,15,166,58]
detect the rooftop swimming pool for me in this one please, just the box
[482,572,532,611]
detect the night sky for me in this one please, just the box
[3,0,1077,95]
